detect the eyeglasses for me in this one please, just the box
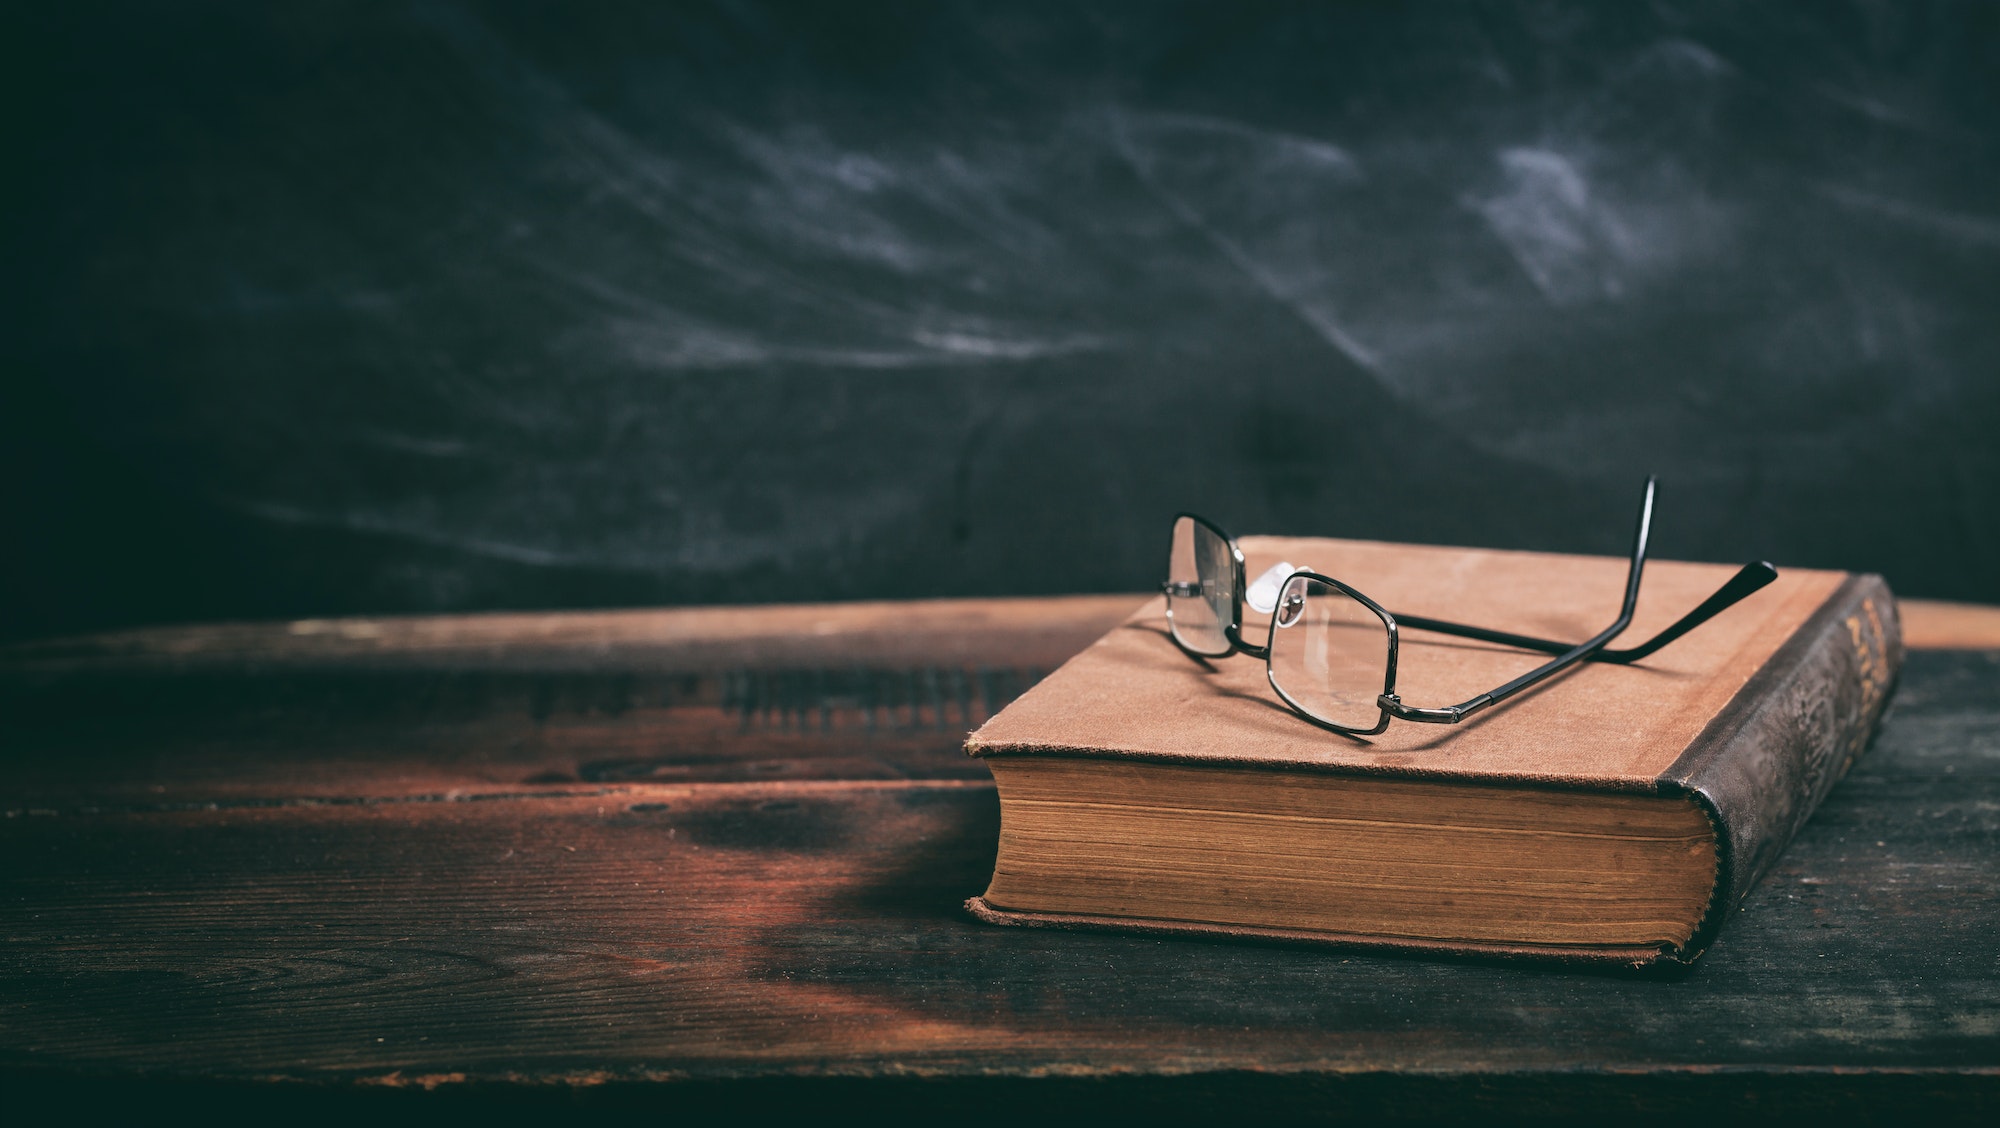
[1162,477,1778,735]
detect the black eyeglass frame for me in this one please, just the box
[1162,478,1780,736]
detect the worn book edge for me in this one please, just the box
[1664,573,1901,964]
[965,574,1901,969]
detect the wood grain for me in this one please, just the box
[0,596,1136,807]
[0,594,1149,675]
[2,597,1997,1120]
[4,664,1997,1071]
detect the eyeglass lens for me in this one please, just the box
[1167,516,1235,656]
[1266,574,1391,731]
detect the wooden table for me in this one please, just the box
[4,596,1997,1123]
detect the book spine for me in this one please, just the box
[1663,574,1902,964]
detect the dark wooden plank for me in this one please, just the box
[0,595,1148,675]
[0,676,1005,806]
[2,653,1997,1117]
[0,596,1142,806]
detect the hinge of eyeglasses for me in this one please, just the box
[1378,694,1474,724]
[1162,581,1203,598]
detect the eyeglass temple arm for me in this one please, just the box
[1379,477,1652,724]
[1382,476,1759,725]
[1389,559,1777,664]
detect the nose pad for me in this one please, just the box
[1245,561,1299,614]
[1276,576,1311,628]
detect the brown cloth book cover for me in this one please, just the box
[964,536,1901,968]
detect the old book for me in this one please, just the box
[965,536,1900,967]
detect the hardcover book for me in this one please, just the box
[965,536,1900,967]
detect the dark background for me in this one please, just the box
[5,1,1997,643]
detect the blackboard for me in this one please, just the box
[6,1,1998,641]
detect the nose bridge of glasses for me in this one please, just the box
[1276,583,1308,628]
[1245,561,1312,615]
